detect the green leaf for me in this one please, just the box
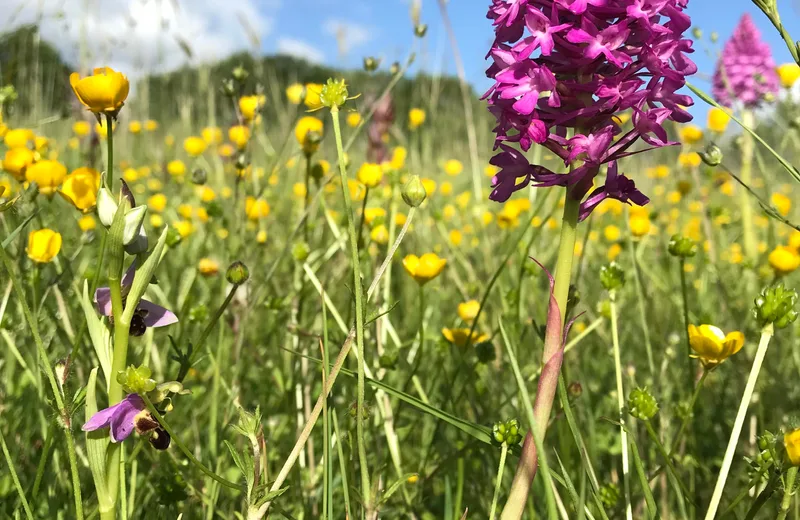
[1,211,38,250]
[85,368,114,513]
[365,300,399,326]
[80,281,112,391]
[253,486,289,509]
[377,473,417,506]
[224,440,253,497]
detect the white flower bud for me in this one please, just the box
[97,188,118,227]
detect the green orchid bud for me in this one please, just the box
[226,261,250,285]
[753,283,798,329]
[148,381,190,405]
[320,78,349,109]
[668,234,697,258]
[600,262,626,293]
[166,227,182,247]
[699,143,723,167]
[122,205,147,245]
[97,187,117,227]
[628,387,659,420]
[402,175,427,207]
[116,364,157,394]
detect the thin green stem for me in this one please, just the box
[628,234,654,375]
[704,325,775,520]
[106,113,115,192]
[140,394,241,490]
[490,443,510,520]
[644,420,690,517]
[739,109,757,263]
[0,242,84,520]
[777,467,798,520]
[330,105,371,510]
[0,424,35,520]
[679,259,693,383]
[611,296,633,520]
[670,370,709,454]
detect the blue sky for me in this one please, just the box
[258,0,800,113]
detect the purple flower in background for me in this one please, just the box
[95,264,178,336]
[484,0,697,218]
[366,93,394,164]
[712,13,779,108]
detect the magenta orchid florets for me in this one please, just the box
[485,0,697,220]
[712,13,779,109]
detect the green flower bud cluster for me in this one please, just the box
[232,406,262,441]
[753,282,798,329]
[600,262,626,293]
[492,418,522,446]
[292,241,310,263]
[668,234,697,258]
[117,365,156,394]
[746,430,777,481]
[320,78,349,109]
[599,483,620,509]
[628,387,659,421]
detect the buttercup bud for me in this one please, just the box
[226,261,250,285]
[231,65,249,83]
[191,168,207,185]
[668,234,697,258]
[402,175,427,207]
[235,153,249,171]
[363,57,379,72]
[492,418,522,446]
[116,364,157,394]
[390,62,401,75]
[710,31,718,43]
[699,143,723,167]
[692,27,702,40]
[292,241,310,263]
[476,341,496,364]
[221,78,236,97]
[414,24,428,38]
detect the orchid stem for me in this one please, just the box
[501,190,580,520]
[704,325,774,520]
[611,295,633,520]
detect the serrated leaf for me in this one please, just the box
[253,486,289,509]
[225,440,254,496]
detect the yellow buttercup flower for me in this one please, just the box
[27,229,62,263]
[421,178,436,197]
[167,160,186,176]
[95,120,116,138]
[26,160,67,195]
[70,67,130,115]
[245,197,270,220]
[784,428,800,466]
[128,120,142,134]
[4,128,34,149]
[607,243,622,261]
[198,186,216,202]
[348,179,366,202]
[202,127,222,144]
[73,121,91,137]
[239,95,266,121]
[218,143,234,158]
[444,159,463,176]
[294,116,324,154]
[3,147,35,181]
[370,224,389,245]
[148,193,167,212]
[292,182,307,199]
[122,168,139,183]
[678,152,701,168]
[198,258,220,276]
[150,214,164,229]
[707,107,731,133]
[229,125,251,150]
[629,215,651,237]
[59,167,100,212]
[390,147,407,170]
[449,229,463,246]
[769,246,800,276]
[442,328,488,347]
[363,207,386,226]
[304,83,324,110]
[256,230,268,244]
[777,63,800,89]
[458,300,480,322]
[357,162,383,188]
[604,225,621,242]
[771,192,792,217]
[144,120,158,132]
[78,215,96,232]
[175,220,194,238]
[346,112,362,127]
[440,182,453,197]
[688,324,744,369]
[183,136,207,157]
[286,83,305,105]
[403,253,447,285]
[679,125,703,144]
[409,108,426,129]
[177,204,193,219]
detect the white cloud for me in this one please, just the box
[276,38,324,64]
[0,0,276,79]
[322,18,372,57]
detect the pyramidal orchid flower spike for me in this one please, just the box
[95,263,178,336]
[485,0,697,218]
[712,13,779,108]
